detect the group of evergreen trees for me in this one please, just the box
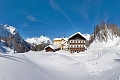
[90,21,120,44]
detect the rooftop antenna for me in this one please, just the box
[64,33,65,38]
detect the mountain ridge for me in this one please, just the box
[0,24,52,53]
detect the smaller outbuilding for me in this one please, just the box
[45,44,60,52]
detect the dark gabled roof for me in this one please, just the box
[68,32,86,40]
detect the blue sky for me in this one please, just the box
[0,0,120,39]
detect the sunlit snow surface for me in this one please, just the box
[0,47,120,80]
[0,33,120,80]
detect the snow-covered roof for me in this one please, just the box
[53,38,68,41]
[68,32,86,40]
[53,38,62,40]
[64,38,68,41]
[61,41,67,45]
[45,44,60,50]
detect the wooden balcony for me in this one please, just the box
[69,43,85,45]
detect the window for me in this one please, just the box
[77,41,79,43]
[74,40,76,43]
[74,45,76,47]
[81,41,83,43]
[71,45,73,47]
[81,45,83,47]
[76,45,77,47]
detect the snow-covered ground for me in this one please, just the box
[0,46,120,80]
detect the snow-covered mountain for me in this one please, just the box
[0,24,53,53]
[26,36,52,45]
[0,24,30,53]
[0,24,21,39]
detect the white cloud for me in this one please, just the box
[49,0,76,30]
[104,12,109,22]
[22,11,54,26]
[80,0,93,20]
[23,22,28,27]
[37,20,54,27]
[26,15,36,22]
[49,0,60,10]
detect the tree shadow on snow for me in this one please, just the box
[114,59,120,62]
[0,55,28,62]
